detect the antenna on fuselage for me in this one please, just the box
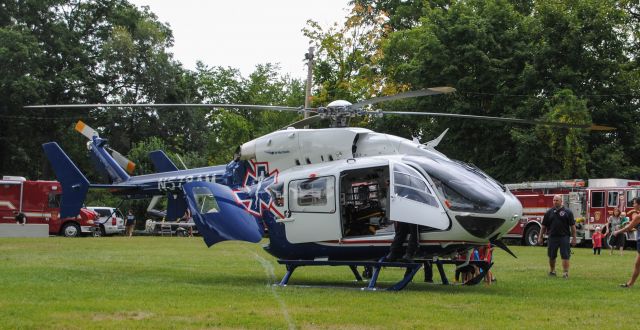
[175,154,188,170]
[425,128,449,149]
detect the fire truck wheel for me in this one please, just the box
[62,223,81,237]
[524,225,540,246]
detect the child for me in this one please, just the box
[478,243,496,284]
[592,226,603,255]
[621,212,630,227]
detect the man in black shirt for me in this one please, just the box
[538,195,577,278]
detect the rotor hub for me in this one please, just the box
[317,100,356,127]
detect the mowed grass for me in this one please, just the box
[0,237,638,329]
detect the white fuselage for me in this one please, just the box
[239,127,522,250]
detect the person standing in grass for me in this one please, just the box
[126,209,136,237]
[538,194,577,279]
[614,197,640,288]
[606,208,626,256]
[592,226,603,255]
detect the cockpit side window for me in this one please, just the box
[192,186,220,214]
[393,163,438,207]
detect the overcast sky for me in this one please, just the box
[128,0,350,80]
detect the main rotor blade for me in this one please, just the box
[280,114,322,130]
[350,87,456,109]
[378,111,615,131]
[24,103,302,112]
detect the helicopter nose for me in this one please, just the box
[495,192,523,239]
[453,191,522,239]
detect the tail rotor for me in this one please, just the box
[75,120,136,175]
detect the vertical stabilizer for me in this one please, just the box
[42,142,90,218]
[149,150,180,173]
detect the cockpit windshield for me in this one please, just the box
[405,156,505,213]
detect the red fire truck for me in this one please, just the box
[0,176,99,237]
[505,178,640,246]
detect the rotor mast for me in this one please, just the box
[304,46,314,125]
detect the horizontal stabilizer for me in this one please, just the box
[42,142,89,218]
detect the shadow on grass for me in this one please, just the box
[268,277,512,295]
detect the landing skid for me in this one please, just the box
[276,258,493,291]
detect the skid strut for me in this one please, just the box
[277,258,493,290]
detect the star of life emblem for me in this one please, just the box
[233,160,283,218]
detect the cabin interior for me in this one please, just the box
[339,166,394,237]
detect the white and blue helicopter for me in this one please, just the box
[34,87,612,290]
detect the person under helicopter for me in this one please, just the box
[385,183,421,261]
[385,176,423,262]
[178,208,194,237]
[386,221,420,262]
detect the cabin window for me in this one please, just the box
[392,163,438,207]
[191,186,220,214]
[591,191,604,208]
[48,192,61,208]
[289,176,336,213]
[608,191,619,207]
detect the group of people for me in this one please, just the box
[591,208,631,256]
[539,194,640,288]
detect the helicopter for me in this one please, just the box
[35,87,612,290]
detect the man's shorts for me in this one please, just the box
[547,236,571,260]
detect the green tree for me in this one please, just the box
[379,0,533,180]
[374,0,638,182]
[0,0,198,180]
[195,63,304,165]
[303,2,393,108]
[514,0,638,180]
[542,90,591,178]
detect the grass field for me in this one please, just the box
[0,237,638,329]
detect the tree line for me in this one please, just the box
[1,0,640,189]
